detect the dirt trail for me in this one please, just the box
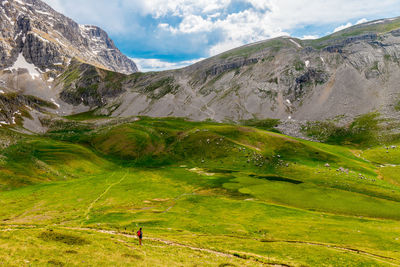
[1,225,399,266]
[63,227,289,266]
[162,192,196,213]
[261,239,400,266]
[83,171,128,222]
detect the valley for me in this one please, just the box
[1,0,400,265]
[1,116,400,266]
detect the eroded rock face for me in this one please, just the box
[0,93,55,125]
[59,60,127,107]
[98,17,400,124]
[0,0,137,74]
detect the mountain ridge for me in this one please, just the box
[0,0,137,74]
[1,2,400,138]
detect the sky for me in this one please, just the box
[42,0,400,72]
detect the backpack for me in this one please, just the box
[137,230,142,237]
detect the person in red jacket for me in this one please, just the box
[137,227,143,245]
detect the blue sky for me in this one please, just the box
[43,0,400,72]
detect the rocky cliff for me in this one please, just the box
[1,1,400,137]
[82,17,399,127]
[0,0,137,74]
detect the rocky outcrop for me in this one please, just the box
[0,93,56,125]
[98,16,400,125]
[59,60,127,107]
[0,0,137,74]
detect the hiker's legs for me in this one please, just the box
[139,238,142,245]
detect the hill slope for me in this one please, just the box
[1,117,400,265]
[72,17,400,126]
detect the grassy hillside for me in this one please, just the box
[1,117,400,266]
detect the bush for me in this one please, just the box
[240,118,280,132]
[302,113,382,147]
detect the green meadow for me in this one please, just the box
[1,117,400,266]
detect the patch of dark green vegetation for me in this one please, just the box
[249,174,303,184]
[208,169,238,174]
[0,93,57,110]
[305,18,400,49]
[122,253,143,260]
[60,60,127,106]
[219,38,286,59]
[233,252,249,259]
[240,118,280,132]
[395,100,400,111]
[65,109,108,121]
[47,260,65,266]
[268,77,278,84]
[294,60,305,71]
[302,112,386,147]
[370,61,379,71]
[200,72,226,95]
[142,77,179,99]
[39,230,90,245]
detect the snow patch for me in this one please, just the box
[6,53,41,79]
[50,98,60,108]
[286,99,291,104]
[305,60,310,67]
[320,57,325,63]
[3,12,14,26]
[366,19,385,25]
[35,10,52,16]
[30,32,49,43]
[47,77,54,82]
[13,0,26,5]
[289,39,302,48]
[0,90,4,94]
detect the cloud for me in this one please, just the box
[333,22,353,33]
[132,57,205,72]
[333,17,368,33]
[301,35,319,40]
[42,0,400,67]
[356,18,368,24]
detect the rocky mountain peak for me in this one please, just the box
[0,0,137,74]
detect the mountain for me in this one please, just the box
[1,1,400,138]
[60,17,400,128]
[0,0,137,74]
[2,5,400,265]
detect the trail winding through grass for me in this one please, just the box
[1,224,399,266]
[83,171,128,223]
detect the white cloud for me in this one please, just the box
[333,22,353,33]
[356,18,368,24]
[332,17,368,33]
[301,35,319,40]
[43,0,400,68]
[132,57,205,72]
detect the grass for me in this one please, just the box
[219,38,286,60]
[1,116,400,265]
[240,118,280,132]
[64,109,108,121]
[301,112,384,147]
[306,17,400,49]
